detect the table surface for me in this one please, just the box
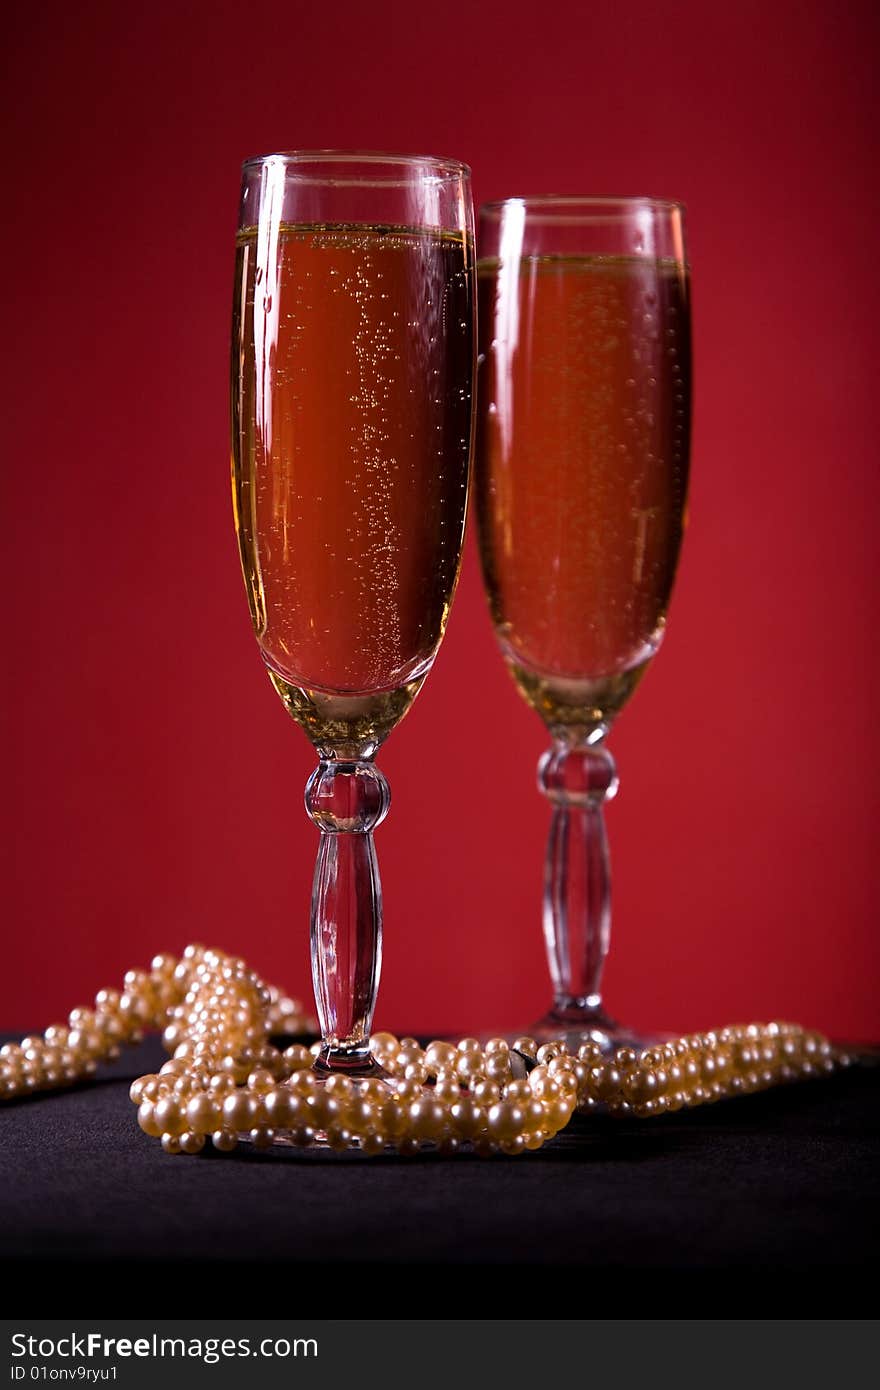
[2,1036,877,1311]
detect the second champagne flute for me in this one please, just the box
[475,196,692,1048]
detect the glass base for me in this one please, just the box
[311,1046,388,1081]
[435,1010,659,1057]
[529,1002,660,1054]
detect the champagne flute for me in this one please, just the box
[475,197,691,1048]
[232,152,474,1078]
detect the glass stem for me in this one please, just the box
[537,738,619,1019]
[304,759,390,1075]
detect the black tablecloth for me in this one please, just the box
[2,1036,877,1312]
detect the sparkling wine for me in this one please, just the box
[476,253,691,730]
[232,222,474,754]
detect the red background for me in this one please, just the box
[3,0,878,1040]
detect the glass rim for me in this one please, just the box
[481,194,685,218]
[241,149,471,181]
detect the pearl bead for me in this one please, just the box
[503,1080,531,1104]
[129,1076,150,1104]
[307,1092,341,1128]
[500,1136,526,1155]
[360,1132,385,1156]
[222,1091,259,1132]
[408,1099,446,1141]
[486,1104,524,1140]
[449,1098,482,1138]
[546,1097,574,1130]
[425,1041,458,1069]
[263,1088,301,1129]
[376,1098,405,1135]
[288,1125,315,1147]
[283,1045,313,1071]
[179,1131,206,1155]
[471,1080,501,1105]
[250,1127,275,1151]
[323,1076,356,1102]
[185,1093,220,1134]
[326,1126,353,1151]
[393,1078,421,1102]
[530,1072,562,1100]
[153,1097,187,1136]
[456,1054,480,1081]
[623,1069,659,1103]
[212,1129,237,1152]
[209,1073,236,1095]
[137,1102,163,1137]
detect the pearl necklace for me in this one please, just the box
[0,944,852,1155]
